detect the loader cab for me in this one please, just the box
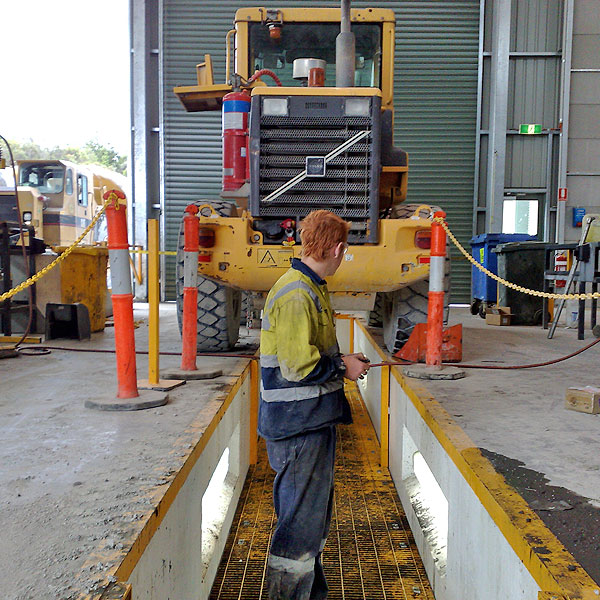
[235,8,396,110]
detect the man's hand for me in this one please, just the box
[341,353,370,381]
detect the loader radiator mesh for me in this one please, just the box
[249,96,381,243]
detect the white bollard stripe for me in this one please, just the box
[184,251,198,289]
[429,255,445,293]
[109,249,133,295]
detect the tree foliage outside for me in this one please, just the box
[7,138,127,175]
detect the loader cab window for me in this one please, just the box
[248,22,382,88]
[18,163,64,195]
[77,174,88,207]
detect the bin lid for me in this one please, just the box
[492,241,547,253]
[470,233,536,246]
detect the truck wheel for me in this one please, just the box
[176,200,242,351]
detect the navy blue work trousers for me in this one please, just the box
[265,425,336,600]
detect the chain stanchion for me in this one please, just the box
[426,211,446,367]
[162,204,222,381]
[402,212,465,381]
[181,206,200,371]
[84,191,168,411]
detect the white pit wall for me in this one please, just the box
[335,317,591,600]
[127,373,250,600]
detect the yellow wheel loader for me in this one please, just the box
[173,3,448,352]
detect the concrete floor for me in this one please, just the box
[0,304,254,600]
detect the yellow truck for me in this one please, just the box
[0,159,124,247]
[173,4,448,352]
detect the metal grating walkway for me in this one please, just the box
[210,384,434,599]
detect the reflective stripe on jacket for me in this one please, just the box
[258,258,352,440]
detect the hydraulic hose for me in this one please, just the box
[246,69,282,87]
[17,336,600,370]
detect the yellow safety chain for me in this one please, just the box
[434,217,600,301]
[0,203,109,304]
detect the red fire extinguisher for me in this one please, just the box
[222,91,250,193]
[555,251,567,288]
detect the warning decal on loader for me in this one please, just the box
[257,249,293,268]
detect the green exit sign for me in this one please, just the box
[519,124,542,134]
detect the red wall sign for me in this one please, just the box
[558,188,568,201]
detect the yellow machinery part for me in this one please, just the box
[194,211,430,293]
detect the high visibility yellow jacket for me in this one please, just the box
[258,258,352,440]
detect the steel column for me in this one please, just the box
[485,0,511,233]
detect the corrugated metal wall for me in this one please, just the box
[162,0,480,300]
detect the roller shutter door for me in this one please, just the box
[162,0,479,301]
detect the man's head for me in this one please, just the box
[300,210,350,277]
[300,210,350,259]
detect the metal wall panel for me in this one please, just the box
[161,0,480,300]
[392,1,480,300]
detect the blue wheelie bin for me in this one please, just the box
[469,233,536,317]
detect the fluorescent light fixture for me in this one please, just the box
[345,97,370,117]
[263,97,288,116]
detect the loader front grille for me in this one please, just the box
[249,95,381,244]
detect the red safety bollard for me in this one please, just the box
[425,211,447,368]
[180,204,200,371]
[161,205,222,382]
[104,190,140,398]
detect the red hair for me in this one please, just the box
[299,210,350,260]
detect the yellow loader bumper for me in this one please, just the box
[194,212,431,293]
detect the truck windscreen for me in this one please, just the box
[248,22,382,88]
[18,163,65,195]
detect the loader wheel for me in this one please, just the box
[368,293,384,327]
[382,283,428,353]
[176,200,242,351]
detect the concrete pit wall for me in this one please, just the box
[337,317,599,600]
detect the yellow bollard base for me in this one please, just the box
[137,378,186,392]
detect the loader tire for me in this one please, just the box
[380,203,450,353]
[176,200,242,351]
[368,293,384,327]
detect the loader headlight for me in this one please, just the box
[262,97,288,117]
[23,211,32,224]
[344,97,370,117]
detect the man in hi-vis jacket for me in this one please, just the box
[258,210,370,599]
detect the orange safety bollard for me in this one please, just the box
[105,191,139,398]
[85,191,169,410]
[400,211,465,380]
[181,205,200,371]
[425,211,446,367]
[161,204,222,382]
